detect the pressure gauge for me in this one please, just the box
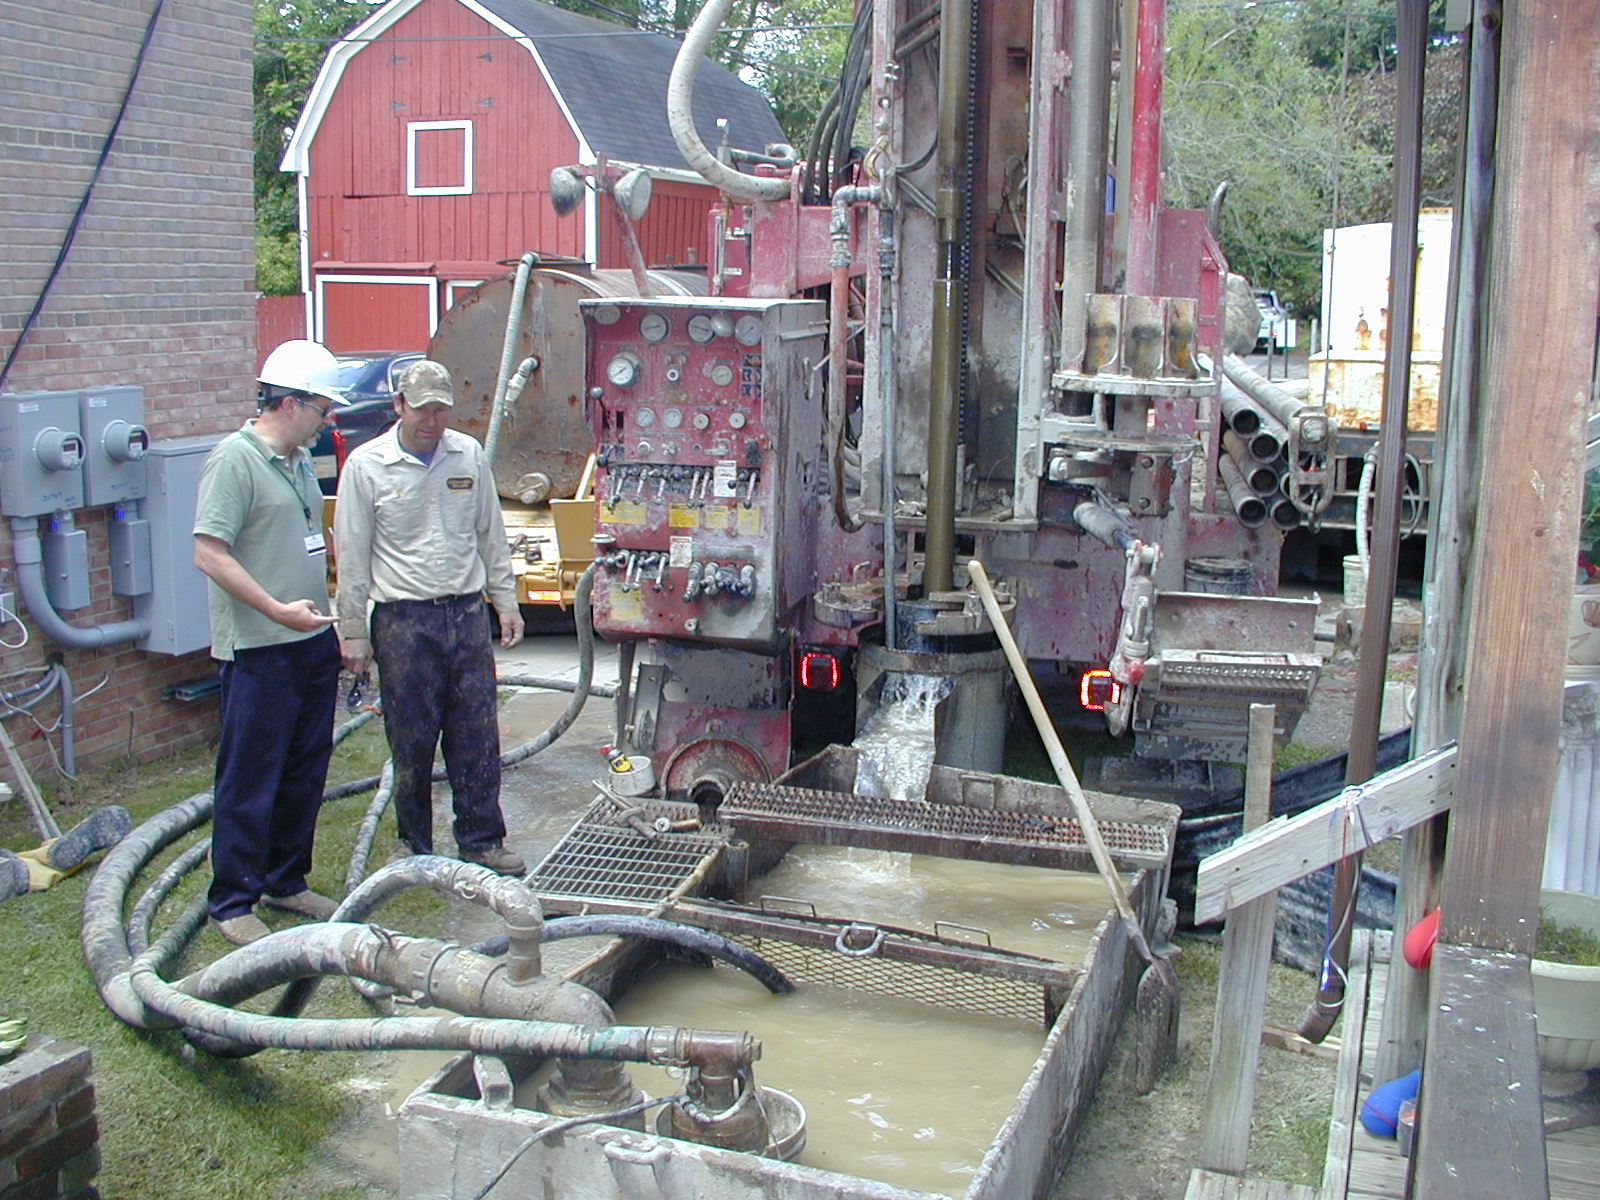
[606,351,642,387]
[728,411,748,430]
[708,363,735,387]
[591,303,621,326]
[734,314,763,346]
[686,313,717,343]
[662,407,684,429]
[634,407,656,428]
[639,312,670,343]
[692,411,711,430]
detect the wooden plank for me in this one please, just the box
[1194,745,1456,923]
[1320,930,1372,1200]
[1414,945,1547,1200]
[1200,705,1279,1173]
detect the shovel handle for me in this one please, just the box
[967,560,1152,963]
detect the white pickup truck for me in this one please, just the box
[1253,288,1297,350]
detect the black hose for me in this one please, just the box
[472,915,795,995]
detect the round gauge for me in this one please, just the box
[686,313,717,343]
[708,363,735,387]
[734,314,763,346]
[661,408,684,429]
[639,312,670,343]
[691,411,711,430]
[728,411,748,430]
[634,407,656,428]
[591,303,621,326]
[606,352,642,387]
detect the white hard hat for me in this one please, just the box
[258,339,345,405]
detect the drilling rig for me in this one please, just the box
[572,0,1331,805]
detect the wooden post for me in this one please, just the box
[1415,0,1600,1193]
[1198,704,1277,1173]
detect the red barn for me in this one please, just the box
[279,0,786,351]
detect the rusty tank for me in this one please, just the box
[431,264,707,503]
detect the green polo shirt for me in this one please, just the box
[194,422,331,660]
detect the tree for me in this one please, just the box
[1161,0,1460,315]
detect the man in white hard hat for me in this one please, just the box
[193,339,346,945]
[334,359,526,874]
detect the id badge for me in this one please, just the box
[304,532,327,556]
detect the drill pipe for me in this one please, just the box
[1221,430,1282,491]
[1218,456,1268,528]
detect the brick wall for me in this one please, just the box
[0,0,256,779]
[0,1037,99,1199]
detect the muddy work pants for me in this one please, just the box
[371,595,506,855]
[210,628,340,921]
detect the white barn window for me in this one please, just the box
[407,120,474,196]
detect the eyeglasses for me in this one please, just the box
[294,394,334,420]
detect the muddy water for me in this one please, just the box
[754,843,1119,962]
[588,849,1119,1196]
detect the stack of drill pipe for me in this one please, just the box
[1219,377,1290,459]
[1221,353,1317,432]
[1221,429,1280,494]
[1217,454,1268,528]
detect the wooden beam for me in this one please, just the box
[1415,0,1600,1192]
[1192,744,1456,923]
[1199,705,1278,1173]
[1415,945,1548,1199]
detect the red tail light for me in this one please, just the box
[1079,668,1121,711]
[332,427,349,471]
[799,650,841,691]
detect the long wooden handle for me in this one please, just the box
[967,559,1152,961]
[0,717,60,841]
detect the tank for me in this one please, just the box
[431,266,706,503]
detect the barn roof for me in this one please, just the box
[473,0,785,170]
[281,0,785,179]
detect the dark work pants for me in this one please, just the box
[371,596,505,855]
[209,628,340,921]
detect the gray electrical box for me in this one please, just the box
[79,386,149,506]
[41,521,92,611]
[0,391,87,516]
[135,434,224,656]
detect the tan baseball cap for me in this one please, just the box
[397,359,455,407]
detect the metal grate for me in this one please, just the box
[530,799,726,906]
[728,934,1053,1026]
[721,782,1170,860]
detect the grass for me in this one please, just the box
[1537,914,1600,967]
[0,719,435,1200]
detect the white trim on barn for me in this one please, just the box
[406,120,475,195]
[445,280,485,308]
[313,273,441,343]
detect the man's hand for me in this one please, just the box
[277,599,339,633]
[498,608,525,649]
[341,636,374,676]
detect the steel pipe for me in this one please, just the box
[1221,431,1281,492]
[1217,457,1268,528]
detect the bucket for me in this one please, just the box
[1343,554,1367,610]
[1183,557,1253,595]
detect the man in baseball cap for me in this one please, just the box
[333,359,526,875]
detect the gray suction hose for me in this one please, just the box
[472,915,795,995]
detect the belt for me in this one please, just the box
[378,592,483,607]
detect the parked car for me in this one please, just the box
[311,350,423,493]
[1252,288,1297,351]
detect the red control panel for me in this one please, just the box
[583,297,826,651]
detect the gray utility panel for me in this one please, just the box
[135,435,224,656]
[79,387,150,507]
[0,391,87,516]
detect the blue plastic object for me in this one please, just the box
[1360,1068,1421,1138]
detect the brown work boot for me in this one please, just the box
[260,889,338,920]
[461,845,526,876]
[210,913,271,946]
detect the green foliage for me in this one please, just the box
[1537,913,1600,967]
[256,230,301,297]
[1163,0,1462,316]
